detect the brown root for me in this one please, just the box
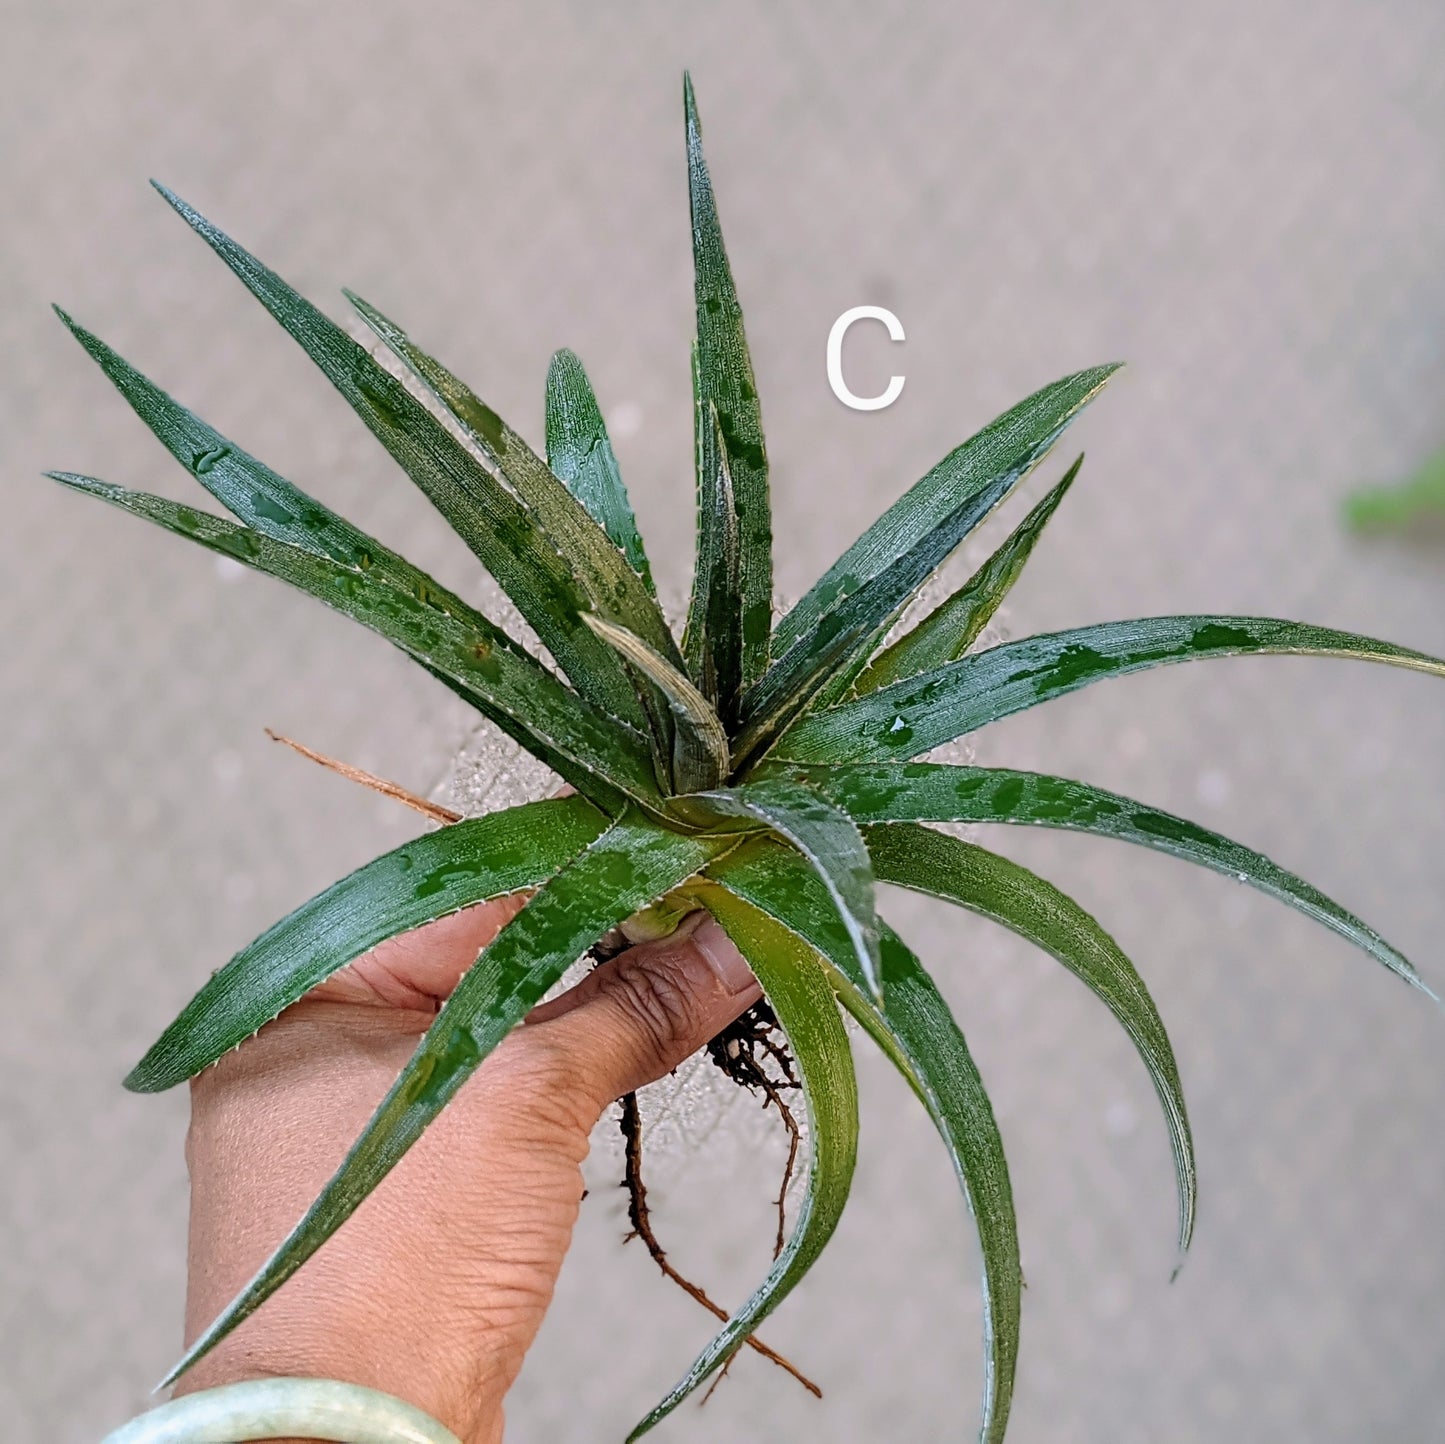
[700,1351,737,1406]
[705,999,804,1258]
[617,1090,820,1398]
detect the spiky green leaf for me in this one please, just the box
[52,309,537,657]
[771,364,1115,657]
[684,74,772,703]
[545,347,656,593]
[582,614,729,794]
[149,184,650,731]
[706,839,1019,1444]
[127,796,606,1093]
[854,455,1082,695]
[866,821,1195,1254]
[630,882,857,1438]
[348,292,681,775]
[776,616,1445,765]
[49,310,580,772]
[780,761,1431,994]
[47,474,659,811]
[166,812,726,1387]
[348,293,679,674]
[801,453,1078,716]
[734,370,1118,764]
[683,391,744,719]
[681,776,882,997]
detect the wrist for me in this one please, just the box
[171,1338,507,1444]
[178,1005,563,1444]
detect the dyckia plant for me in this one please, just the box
[51,75,1442,1443]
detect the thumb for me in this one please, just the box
[522,911,761,1110]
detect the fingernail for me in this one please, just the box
[689,915,759,998]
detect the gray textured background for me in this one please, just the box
[4,3,1445,1441]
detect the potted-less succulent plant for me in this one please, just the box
[52,75,1441,1443]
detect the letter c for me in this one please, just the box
[827,306,906,411]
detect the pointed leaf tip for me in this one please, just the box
[779,615,1445,767]
[151,181,219,240]
[544,344,657,596]
[866,820,1196,1255]
[742,365,1117,761]
[682,78,773,703]
[853,451,1087,697]
[52,307,102,352]
[150,180,194,222]
[125,798,609,1093]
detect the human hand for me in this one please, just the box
[177,894,761,1444]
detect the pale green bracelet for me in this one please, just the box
[100,1378,463,1444]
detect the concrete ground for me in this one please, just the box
[4,3,1444,1440]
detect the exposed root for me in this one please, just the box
[239,772,815,1397]
[767,1090,802,1260]
[264,728,461,824]
[700,1352,736,1406]
[617,1090,820,1398]
[706,1000,803,1258]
